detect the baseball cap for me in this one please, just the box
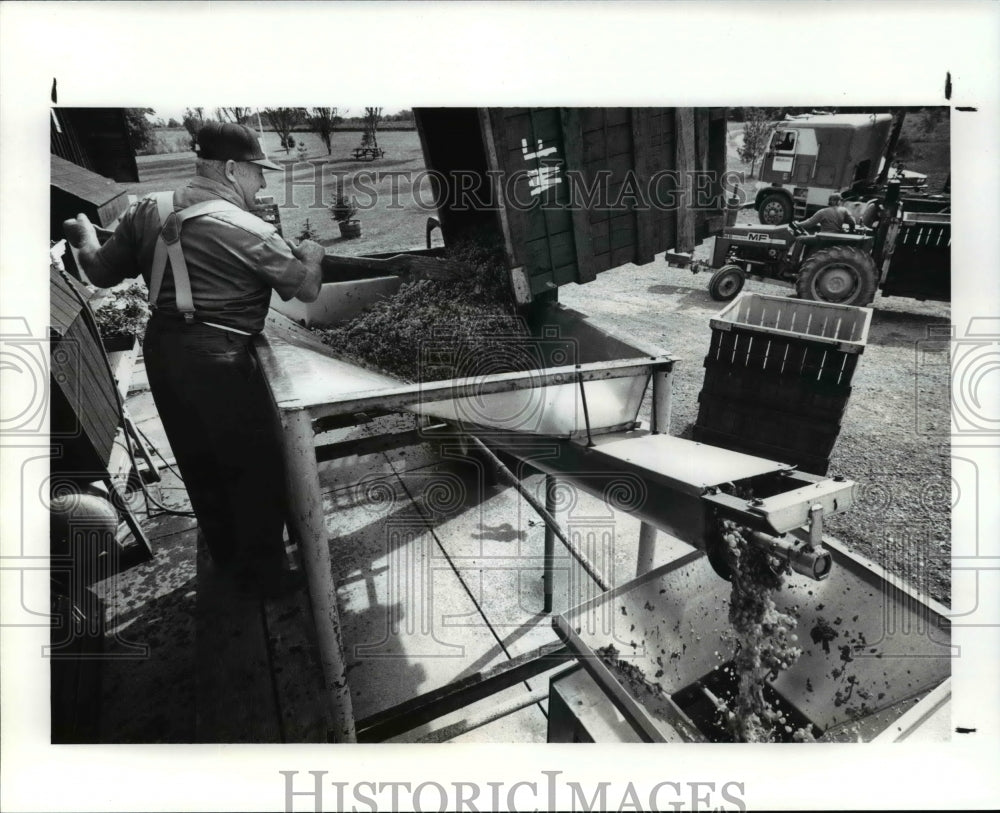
[196,121,282,170]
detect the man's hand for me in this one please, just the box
[63,213,98,249]
[62,213,124,287]
[289,238,325,303]
[290,238,326,268]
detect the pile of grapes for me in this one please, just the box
[719,520,813,742]
[313,236,529,382]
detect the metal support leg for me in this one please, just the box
[281,408,356,743]
[102,476,154,561]
[543,474,557,613]
[467,436,608,591]
[651,365,673,435]
[636,521,657,577]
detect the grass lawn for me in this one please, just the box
[133,130,434,255]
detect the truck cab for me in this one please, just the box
[754,113,896,224]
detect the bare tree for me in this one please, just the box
[216,107,252,125]
[737,108,777,177]
[263,107,306,153]
[360,106,383,152]
[309,107,341,155]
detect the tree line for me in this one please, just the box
[127,107,414,156]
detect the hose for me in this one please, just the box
[54,249,195,518]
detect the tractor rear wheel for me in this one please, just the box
[758,193,792,225]
[795,245,878,306]
[708,264,746,301]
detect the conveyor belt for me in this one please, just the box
[584,433,793,495]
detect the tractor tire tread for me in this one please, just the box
[796,245,878,306]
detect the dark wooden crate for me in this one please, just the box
[413,107,729,304]
[696,392,841,453]
[881,212,950,301]
[700,358,855,422]
[694,294,871,475]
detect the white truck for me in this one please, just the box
[753,112,925,225]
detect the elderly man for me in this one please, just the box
[65,122,325,596]
[792,193,857,233]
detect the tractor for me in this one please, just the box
[666,180,951,306]
[696,222,878,305]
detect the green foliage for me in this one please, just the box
[329,193,358,223]
[148,130,194,155]
[182,107,208,151]
[737,108,777,177]
[919,107,948,137]
[124,108,156,154]
[297,218,320,241]
[93,283,150,340]
[167,117,181,129]
[314,235,526,382]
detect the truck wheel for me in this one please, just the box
[758,193,792,225]
[708,265,745,301]
[796,245,878,306]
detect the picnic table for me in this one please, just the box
[351,146,385,161]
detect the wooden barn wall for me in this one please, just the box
[51,108,139,184]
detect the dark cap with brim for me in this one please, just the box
[197,121,282,171]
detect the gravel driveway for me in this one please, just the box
[558,232,951,606]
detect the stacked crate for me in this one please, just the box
[693,293,872,475]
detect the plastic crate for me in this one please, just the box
[694,293,872,474]
[710,292,872,351]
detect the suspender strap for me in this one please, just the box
[148,193,173,308]
[148,192,242,323]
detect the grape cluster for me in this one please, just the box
[720,520,804,743]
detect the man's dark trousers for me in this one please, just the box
[142,316,288,579]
